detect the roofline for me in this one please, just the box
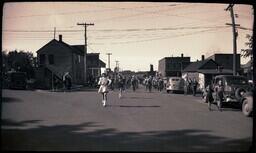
[182,59,219,72]
[36,39,57,54]
[211,53,241,55]
[87,53,100,55]
[37,39,85,55]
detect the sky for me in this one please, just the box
[2,2,254,71]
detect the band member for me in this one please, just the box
[117,73,125,98]
[98,73,112,107]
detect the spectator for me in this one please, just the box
[192,78,198,96]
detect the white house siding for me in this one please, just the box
[198,73,205,91]
[182,72,199,81]
[182,72,201,92]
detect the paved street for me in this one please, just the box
[1,87,253,151]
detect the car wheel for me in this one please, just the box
[242,98,252,117]
[167,90,170,93]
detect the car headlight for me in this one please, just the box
[240,91,246,96]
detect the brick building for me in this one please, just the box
[207,53,241,74]
[158,54,191,77]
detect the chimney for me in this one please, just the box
[201,55,205,61]
[181,53,184,58]
[59,35,62,42]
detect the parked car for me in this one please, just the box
[211,75,250,107]
[241,92,253,117]
[6,71,27,89]
[166,77,184,93]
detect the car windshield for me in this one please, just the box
[225,76,248,85]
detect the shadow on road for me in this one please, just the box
[2,97,23,103]
[51,88,98,92]
[208,103,242,112]
[1,119,253,152]
[107,104,160,108]
[1,119,42,127]
[122,96,153,100]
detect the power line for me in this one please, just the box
[110,27,229,44]
[3,26,232,42]
[3,25,230,33]
[4,3,181,19]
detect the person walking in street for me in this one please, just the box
[117,73,125,99]
[158,78,164,92]
[63,72,72,92]
[188,78,192,94]
[98,73,112,107]
[148,76,153,92]
[214,80,224,111]
[205,84,215,111]
[184,79,189,95]
[192,78,198,96]
[144,77,149,91]
[131,75,137,92]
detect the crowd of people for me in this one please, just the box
[97,72,167,107]
[183,78,199,96]
[57,71,224,111]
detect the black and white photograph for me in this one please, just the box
[1,1,255,152]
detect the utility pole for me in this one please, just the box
[77,22,94,83]
[225,4,240,76]
[106,53,112,70]
[54,27,56,39]
[115,60,119,72]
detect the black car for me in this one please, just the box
[213,75,250,104]
[210,75,250,108]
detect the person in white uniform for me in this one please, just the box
[98,73,112,107]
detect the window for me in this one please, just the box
[39,54,45,65]
[48,54,54,65]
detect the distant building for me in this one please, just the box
[207,53,241,74]
[182,58,233,91]
[158,54,191,77]
[36,35,105,89]
[149,64,156,76]
[120,70,136,77]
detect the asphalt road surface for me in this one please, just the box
[1,87,253,151]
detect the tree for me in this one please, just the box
[2,50,36,79]
[241,34,253,58]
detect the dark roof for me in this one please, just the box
[46,64,68,80]
[183,59,218,72]
[207,53,241,60]
[197,69,233,74]
[36,39,58,54]
[159,56,190,62]
[213,53,241,55]
[70,45,84,55]
[99,59,106,67]
[37,39,84,55]
[87,53,100,56]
